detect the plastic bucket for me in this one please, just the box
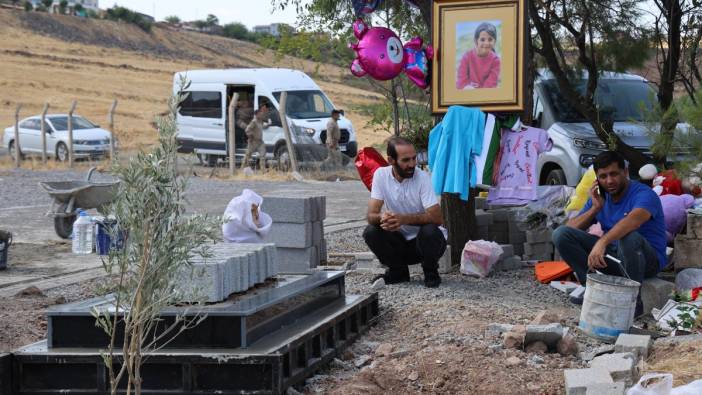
[0,230,11,270]
[579,273,640,343]
[95,220,124,256]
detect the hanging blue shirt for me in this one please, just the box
[580,180,667,269]
[428,106,485,201]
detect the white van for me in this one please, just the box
[172,68,358,167]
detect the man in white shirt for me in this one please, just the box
[364,137,447,288]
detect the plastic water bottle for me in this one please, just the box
[72,210,93,254]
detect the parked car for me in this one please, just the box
[173,68,358,167]
[2,114,115,161]
[533,69,689,186]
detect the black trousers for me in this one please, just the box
[363,224,447,276]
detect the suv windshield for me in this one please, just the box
[541,79,655,123]
[49,116,97,131]
[273,90,334,119]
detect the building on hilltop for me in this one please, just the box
[252,23,295,37]
[29,0,99,15]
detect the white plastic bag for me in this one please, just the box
[459,240,503,278]
[627,373,673,395]
[222,189,272,243]
[672,379,702,395]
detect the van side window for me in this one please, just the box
[179,91,222,118]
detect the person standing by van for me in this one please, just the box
[242,107,269,170]
[324,109,343,168]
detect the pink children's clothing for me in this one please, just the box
[488,127,552,204]
[456,49,501,89]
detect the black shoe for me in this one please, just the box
[634,297,644,318]
[371,270,410,285]
[424,271,441,288]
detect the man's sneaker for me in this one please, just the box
[569,285,585,305]
[371,270,409,285]
[424,271,441,288]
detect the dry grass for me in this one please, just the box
[0,9,389,156]
[643,339,702,386]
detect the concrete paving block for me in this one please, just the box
[263,196,314,223]
[265,222,313,248]
[673,236,702,271]
[589,352,636,385]
[614,334,652,359]
[524,323,565,347]
[524,242,554,256]
[526,229,553,244]
[641,277,674,314]
[564,368,614,395]
[584,382,625,395]
[438,245,452,274]
[188,262,225,303]
[277,246,318,273]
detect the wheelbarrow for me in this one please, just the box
[39,167,120,239]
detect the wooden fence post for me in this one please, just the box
[67,100,77,167]
[108,99,118,161]
[13,104,22,168]
[40,103,49,164]
[228,93,238,176]
[278,92,299,173]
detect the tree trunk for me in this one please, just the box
[441,191,476,267]
[391,79,400,136]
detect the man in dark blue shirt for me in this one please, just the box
[553,151,666,316]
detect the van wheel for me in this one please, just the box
[545,169,567,185]
[275,144,290,172]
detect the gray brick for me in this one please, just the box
[614,334,652,359]
[687,213,702,239]
[564,368,614,395]
[526,229,553,244]
[263,196,314,223]
[475,210,494,226]
[277,246,318,273]
[641,278,674,314]
[524,242,554,256]
[499,244,514,259]
[264,222,313,248]
[489,208,511,222]
[494,256,522,272]
[589,352,636,386]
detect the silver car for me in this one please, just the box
[533,70,687,186]
[3,115,115,161]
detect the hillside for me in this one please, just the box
[0,9,388,151]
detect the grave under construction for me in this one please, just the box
[4,271,379,394]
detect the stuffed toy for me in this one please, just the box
[660,194,695,242]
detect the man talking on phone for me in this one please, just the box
[552,151,666,315]
[363,137,447,288]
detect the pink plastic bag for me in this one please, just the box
[459,240,503,278]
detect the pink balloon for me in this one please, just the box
[349,19,433,89]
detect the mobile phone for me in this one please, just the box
[597,182,606,197]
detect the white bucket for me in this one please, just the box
[578,273,640,343]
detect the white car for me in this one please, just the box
[3,114,115,161]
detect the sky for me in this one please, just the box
[104,0,308,29]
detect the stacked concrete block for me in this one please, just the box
[178,243,277,303]
[263,195,327,273]
[523,229,554,262]
[673,212,702,272]
[474,210,493,241]
[493,244,522,272]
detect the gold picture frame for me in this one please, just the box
[431,0,527,113]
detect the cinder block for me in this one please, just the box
[524,242,554,256]
[494,256,522,272]
[673,236,702,271]
[488,230,508,244]
[499,244,514,259]
[277,246,318,273]
[584,382,625,395]
[489,208,511,222]
[438,245,452,274]
[614,334,652,359]
[589,352,636,386]
[263,196,314,223]
[512,243,524,256]
[508,231,526,245]
[475,210,494,226]
[475,197,486,210]
[526,229,553,244]
[641,277,674,314]
[564,368,614,395]
[687,213,702,239]
[265,222,313,248]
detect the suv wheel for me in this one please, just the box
[545,168,567,185]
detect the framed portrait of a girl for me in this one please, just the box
[431,0,527,113]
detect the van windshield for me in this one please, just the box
[541,79,655,123]
[48,116,98,131]
[273,90,334,119]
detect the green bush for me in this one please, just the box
[105,6,152,32]
[23,0,31,11]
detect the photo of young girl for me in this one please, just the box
[455,21,502,90]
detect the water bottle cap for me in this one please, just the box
[79,211,88,217]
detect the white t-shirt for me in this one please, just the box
[370,166,447,240]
